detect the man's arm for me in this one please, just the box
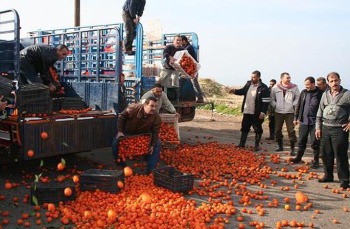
[294,90,303,122]
[117,107,131,135]
[270,87,277,110]
[293,87,300,107]
[261,86,270,114]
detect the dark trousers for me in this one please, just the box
[122,11,137,51]
[241,114,264,134]
[268,115,275,138]
[298,124,319,152]
[274,113,297,142]
[112,137,162,172]
[320,125,349,182]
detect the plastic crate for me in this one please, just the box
[0,76,14,98]
[52,97,64,112]
[18,83,51,103]
[154,166,194,193]
[79,169,124,193]
[171,50,201,78]
[30,181,76,205]
[21,99,52,115]
[141,76,156,91]
[61,97,84,110]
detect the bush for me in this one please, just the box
[198,103,242,116]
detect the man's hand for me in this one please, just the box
[259,112,265,120]
[175,112,181,118]
[315,129,322,140]
[148,146,154,155]
[116,132,125,139]
[169,56,176,65]
[342,123,350,132]
[293,120,299,126]
[133,17,140,24]
[228,88,235,94]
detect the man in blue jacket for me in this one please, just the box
[122,0,146,55]
[229,70,270,151]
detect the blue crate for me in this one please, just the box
[141,76,156,91]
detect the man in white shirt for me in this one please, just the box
[141,83,177,114]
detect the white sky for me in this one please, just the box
[1,0,350,88]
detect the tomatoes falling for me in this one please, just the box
[159,122,179,143]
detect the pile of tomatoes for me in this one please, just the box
[59,107,92,115]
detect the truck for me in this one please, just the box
[0,9,212,163]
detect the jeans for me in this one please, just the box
[191,76,204,100]
[112,137,162,172]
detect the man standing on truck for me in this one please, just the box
[112,96,161,173]
[19,44,69,92]
[159,35,184,103]
[140,83,177,114]
[181,35,204,103]
[229,70,270,151]
[122,0,146,55]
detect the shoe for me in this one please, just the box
[290,151,296,156]
[196,99,204,103]
[311,160,319,169]
[340,181,349,189]
[318,176,334,183]
[290,157,302,164]
[125,50,135,55]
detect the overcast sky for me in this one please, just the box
[1,0,349,88]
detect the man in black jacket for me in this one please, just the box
[122,0,146,55]
[291,76,323,168]
[20,44,69,92]
[229,70,270,151]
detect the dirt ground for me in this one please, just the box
[1,109,350,228]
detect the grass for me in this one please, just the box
[198,103,242,116]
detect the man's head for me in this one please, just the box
[251,70,261,84]
[181,35,189,47]
[56,44,69,60]
[304,76,316,91]
[151,83,163,98]
[269,79,276,88]
[173,35,183,48]
[280,72,291,85]
[316,77,327,91]
[143,96,158,115]
[327,72,341,92]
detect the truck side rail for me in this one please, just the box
[0,9,21,80]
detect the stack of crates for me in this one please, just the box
[18,83,52,115]
[79,169,124,193]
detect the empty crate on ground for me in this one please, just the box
[30,180,75,205]
[154,166,194,193]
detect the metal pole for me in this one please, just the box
[74,0,80,27]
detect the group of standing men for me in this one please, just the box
[231,71,350,189]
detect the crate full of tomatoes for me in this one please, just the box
[171,50,201,78]
[159,114,180,148]
[118,134,152,160]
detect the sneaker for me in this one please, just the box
[318,176,334,183]
[340,181,349,189]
